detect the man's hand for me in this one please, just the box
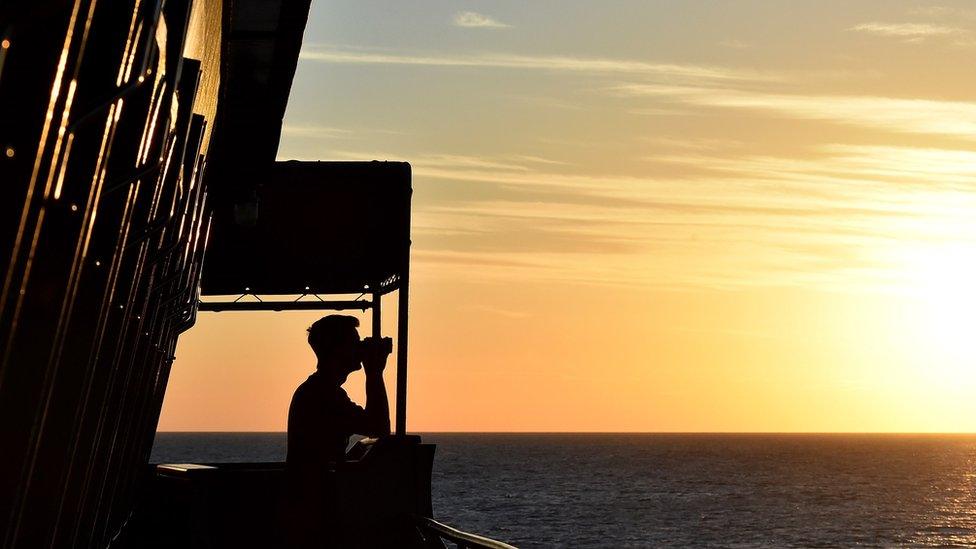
[360,337,392,376]
[360,337,392,435]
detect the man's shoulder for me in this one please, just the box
[290,374,324,406]
[292,374,315,395]
[292,374,348,402]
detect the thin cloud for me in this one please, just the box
[849,22,963,38]
[454,11,510,29]
[628,107,694,116]
[907,6,955,17]
[509,154,568,166]
[640,137,745,151]
[299,46,772,83]
[718,39,753,49]
[465,305,531,319]
[323,145,976,204]
[614,83,976,139]
[281,125,353,138]
[707,93,976,138]
[907,6,976,21]
[329,143,976,292]
[280,125,407,139]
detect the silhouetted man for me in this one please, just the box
[286,315,391,547]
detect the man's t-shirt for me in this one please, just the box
[287,371,370,466]
[287,372,371,544]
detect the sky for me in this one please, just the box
[159,1,976,432]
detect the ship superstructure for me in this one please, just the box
[0,1,513,547]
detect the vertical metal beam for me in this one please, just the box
[395,278,408,435]
[371,290,381,340]
[394,179,412,436]
[372,289,392,435]
[396,177,413,435]
[395,180,412,436]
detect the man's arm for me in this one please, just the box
[361,339,391,436]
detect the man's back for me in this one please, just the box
[285,371,370,546]
[287,372,358,466]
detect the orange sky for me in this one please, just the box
[159,1,976,432]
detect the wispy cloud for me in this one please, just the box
[288,35,976,292]
[326,144,976,291]
[849,22,963,39]
[510,155,568,166]
[639,137,745,152]
[414,154,535,171]
[281,125,353,138]
[299,46,771,84]
[464,305,531,318]
[718,39,752,49]
[280,125,406,139]
[454,11,510,29]
[615,83,976,139]
[906,5,976,21]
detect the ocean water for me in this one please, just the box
[150,433,976,548]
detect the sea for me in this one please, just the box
[150,433,976,548]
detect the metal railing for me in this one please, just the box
[415,516,518,549]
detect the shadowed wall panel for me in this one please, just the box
[0,0,310,545]
[0,0,222,546]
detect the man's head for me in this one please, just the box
[307,315,361,382]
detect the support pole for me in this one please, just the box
[395,182,412,436]
[395,277,408,435]
[371,290,381,339]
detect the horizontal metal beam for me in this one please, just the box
[198,300,372,312]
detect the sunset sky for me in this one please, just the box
[159,0,976,432]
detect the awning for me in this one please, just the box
[200,160,412,297]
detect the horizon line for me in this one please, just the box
[155,430,976,435]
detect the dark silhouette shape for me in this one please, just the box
[286,315,392,546]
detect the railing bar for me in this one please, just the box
[414,516,517,549]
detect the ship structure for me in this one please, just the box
[0,1,513,547]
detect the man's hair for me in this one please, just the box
[307,315,359,359]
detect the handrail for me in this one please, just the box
[414,516,518,549]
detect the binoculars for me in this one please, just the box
[361,336,393,355]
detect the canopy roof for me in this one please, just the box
[201,160,412,297]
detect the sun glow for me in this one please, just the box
[891,241,976,389]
